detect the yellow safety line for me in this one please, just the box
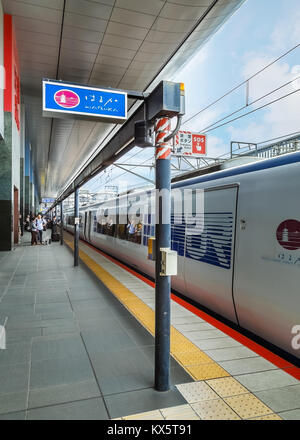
[64,236,230,381]
[63,235,282,419]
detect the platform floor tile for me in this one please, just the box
[254,384,300,413]
[123,410,164,420]
[104,387,187,420]
[248,414,282,420]
[172,350,213,366]
[0,411,26,420]
[234,369,299,392]
[27,397,109,420]
[160,404,200,420]
[186,363,230,381]
[191,399,241,420]
[278,409,300,420]
[220,357,279,376]
[204,346,258,362]
[224,393,273,419]
[206,377,249,398]
[61,234,297,420]
[176,381,219,403]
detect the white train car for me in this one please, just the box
[64,151,300,360]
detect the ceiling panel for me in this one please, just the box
[146,29,187,44]
[133,50,170,63]
[110,7,156,28]
[59,58,95,70]
[98,44,136,60]
[64,12,107,32]
[92,63,128,75]
[160,3,207,20]
[90,72,124,83]
[106,21,148,40]
[2,0,63,22]
[152,16,197,32]
[13,15,61,35]
[62,25,103,43]
[14,28,60,46]
[7,0,64,9]
[94,54,132,67]
[115,0,165,16]
[102,33,142,51]
[65,0,113,20]
[168,0,213,4]
[61,38,100,54]
[17,42,59,57]
[4,0,245,198]
[59,48,97,62]
[19,51,58,66]
[139,40,177,55]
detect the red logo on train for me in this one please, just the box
[54,89,80,108]
[276,219,300,250]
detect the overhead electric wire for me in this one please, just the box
[201,87,300,134]
[197,75,300,133]
[84,148,155,193]
[182,42,300,128]
[257,131,300,145]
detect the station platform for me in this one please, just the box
[0,233,299,420]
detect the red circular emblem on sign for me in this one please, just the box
[276,219,300,250]
[54,89,80,108]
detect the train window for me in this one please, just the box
[95,207,116,237]
[68,215,75,226]
[125,217,143,245]
[117,223,126,240]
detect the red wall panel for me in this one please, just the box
[4,14,20,130]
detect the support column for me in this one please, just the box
[20,157,24,235]
[60,201,63,245]
[0,113,13,251]
[74,189,79,266]
[154,117,171,392]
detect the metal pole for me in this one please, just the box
[154,117,171,392]
[74,189,79,266]
[60,201,63,245]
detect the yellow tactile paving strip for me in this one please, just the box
[64,236,228,381]
[64,235,281,420]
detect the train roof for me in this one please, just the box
[63,151,300,213]
[173,150,300,189]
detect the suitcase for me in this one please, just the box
[51,233,60,242]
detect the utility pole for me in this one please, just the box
[60,200,63,245]
[154,117,172,391]
[74,188,79,266]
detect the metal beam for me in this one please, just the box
[114,164,154,184]
[54,103,146,205]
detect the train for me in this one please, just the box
[64,151,300,361]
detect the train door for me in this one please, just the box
[84,212,88,240]
[87,211,92,242]
[184,184,239,323]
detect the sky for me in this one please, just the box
[82,0,300,196]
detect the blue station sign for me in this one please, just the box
[43,80,127,123]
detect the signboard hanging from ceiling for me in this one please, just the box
[42,80,127,123]
[173,130,206,156]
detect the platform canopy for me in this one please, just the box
[2,0,245,199]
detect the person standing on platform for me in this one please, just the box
[36,214,44,244]
[30,216,38,246]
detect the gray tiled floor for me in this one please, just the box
[254,384,300,412]
[0,234,189,420]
